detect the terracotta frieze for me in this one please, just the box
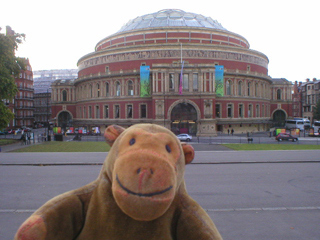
[79,49,268,70]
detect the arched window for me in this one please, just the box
[88,106,92,118]
[255,83,258,97]
[193,73,198,90]
[116,82,121,96]
[277,89,282,100]
[105,82,109,97]
[238,81,242,96]
[256,104,260,117]
[248,104,253,117]
[183,74,189,90]
[248,82,251,96]
[226,80,231,95]
[97,83,100,97]
[169,73,174,90]
[62,90,67,101]
[90,85,93,98]
[128,80,133,96]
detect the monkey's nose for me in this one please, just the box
[137,168,154,175]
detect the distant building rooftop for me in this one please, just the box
[272,78,292,84]
[52,79,75,85]
[33,69,78,93]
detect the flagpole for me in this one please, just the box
[180,43,183,63]
[179,42,184,95]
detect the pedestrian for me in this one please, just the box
[27,133,31,144]
[20,133,24,145]
[21,133,26,145]
[231,129,234,136]
[227,129,230,135]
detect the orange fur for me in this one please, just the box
[14,124,222,240]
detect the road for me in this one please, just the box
[2,128,320,145]
[1,150,320,164]
[0,151,320,240]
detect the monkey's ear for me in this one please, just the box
[104,125,125,146]
[181,143,195,165]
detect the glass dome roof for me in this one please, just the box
[117,9,227,33]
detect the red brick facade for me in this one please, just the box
[7,58,34,129]
[51,9,293,135]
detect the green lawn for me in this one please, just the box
[224,144,320,151]
[12,141,111,152]
[0,139,19,146]
[7,141,320,152]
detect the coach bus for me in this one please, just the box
[285,118,311,131]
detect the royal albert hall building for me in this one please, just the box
[51,9,293,136]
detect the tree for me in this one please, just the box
[313,99,320,121]
[0,26,25,130]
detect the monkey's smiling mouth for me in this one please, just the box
[116,175,173,197]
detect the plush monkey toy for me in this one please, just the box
[15,124,222,240]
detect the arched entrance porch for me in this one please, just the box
[57,111,73,130]
[170,101,198,135]
[272,109,287,127]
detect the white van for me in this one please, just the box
[285,119,310,130]
[313,121,320,134]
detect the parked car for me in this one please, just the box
[276,133,298,142]
[177,134,192,142]
[7,129,15,134]
[21,127,32,132]
[15,128,22,134]
[0,130,8,135]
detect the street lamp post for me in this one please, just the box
[46,89,49,141]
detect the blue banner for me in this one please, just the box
[140,66,151,97]
[215,65,224,97]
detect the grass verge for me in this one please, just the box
[224,144,320,151]
[12,141,111,152]
[7,141,320,152]
[0,139,19,146]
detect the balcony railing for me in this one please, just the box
[34,112,51,115]
[224,69,271,79]
[15,115,35,119]
[15,106,35,109]
[75,68,271,83]
[15,97,34,100]
[75,69,139,83]
[17,87,34,91]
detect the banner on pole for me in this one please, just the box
[215,65,224,97]
[140,66,151,97]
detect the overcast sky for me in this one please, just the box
[1,0,319,82]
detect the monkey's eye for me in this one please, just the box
[165,144,171,153]
[129,138,136,145]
